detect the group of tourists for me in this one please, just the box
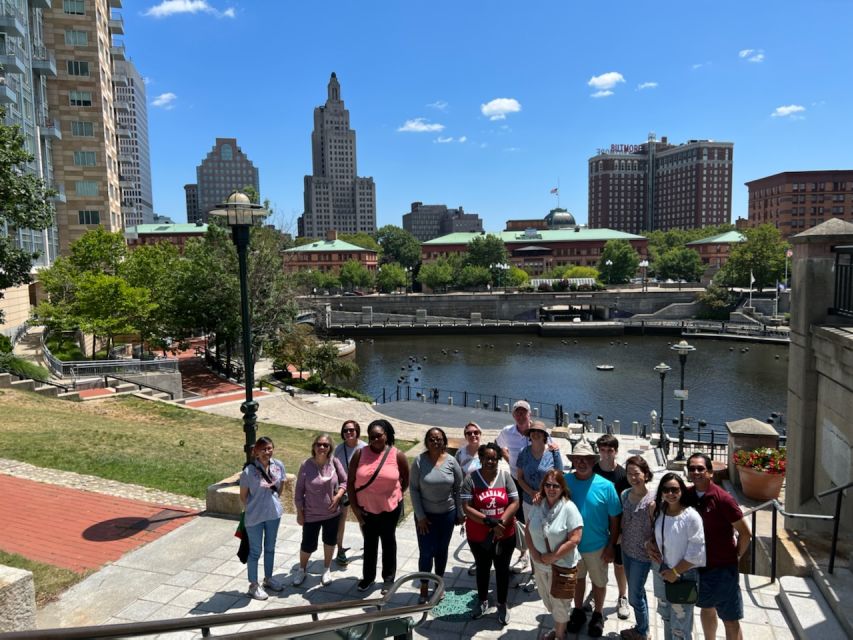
[237,401,752,640]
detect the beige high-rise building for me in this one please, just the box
[299,73,376,238]
[43,0,124,254]
[114,58,153,227]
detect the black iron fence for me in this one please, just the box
[832,245,853,317]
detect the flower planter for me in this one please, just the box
[736,465,785,501]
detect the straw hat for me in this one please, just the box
[569,438,600,461]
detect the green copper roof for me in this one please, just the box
[422,228,646,245]
[285,239,377,253]
[686,231,746,245]
[126,224,208,234]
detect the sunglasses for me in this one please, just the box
[464,431,480,437]
[687,465,707,472]
[315,443,330,448]
[342,428,357,434]
[662,486,681,494]
[368,432,385,440]
[543,482,561,490]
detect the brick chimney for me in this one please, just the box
[326,229,337,241]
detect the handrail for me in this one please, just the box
[0,366,69,393]
[103,374,175,400]
[0,573,443,639]
[816,479,853,498]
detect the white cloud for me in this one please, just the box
[739,48,765,63]
[152,92,177,109]
[504,147,521,152]
[637,81,658,90]
[427,100,448,111]
[458,136,467,143]
[591,90,614,98]
[480,98,521,121]
[771,104,805,118]
[144,1,235,19]
[435,136,454,144]
[587,71,625,91]
[691,62,710,70]
[143,76,153,85]
[397,118,444,133]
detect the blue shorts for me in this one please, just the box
[697,565,743,621]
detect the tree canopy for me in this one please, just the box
[465,234,509,270]
[716,224,788,291]
[598,240,640,284]
[376,225,421,267]
[654,246,704,282]
[375,262,407,293]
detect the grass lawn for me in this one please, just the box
[0,389,415,503]
[0,550,89,607]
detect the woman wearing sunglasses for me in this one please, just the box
[333,420,366,566]
[648,472,705,640]
[455,422,483,475]
[524,469,583,640]
[293,433,348,587]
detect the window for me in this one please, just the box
[67,60,90,76]
[63,0,84,14]
[75,180,98,196]
[64,30,88,46]
[73,151,96,166]
[71,121,94,137]
[69,91,92,106]
[78,210,100,225]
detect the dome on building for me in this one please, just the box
[545,208,576,229]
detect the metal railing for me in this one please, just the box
[0,572,443,639]
[744,480,852,582]
[103,374,174,400]
[831,245,853,318]
[0,365,69,393]
[41,335,179,378]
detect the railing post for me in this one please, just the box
[464,391,468,407]
[829,491,843,574]
[771,507,778,583]
[750,511,757,574]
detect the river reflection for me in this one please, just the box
[351,334,788,431]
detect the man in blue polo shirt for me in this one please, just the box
[564,438,622,638]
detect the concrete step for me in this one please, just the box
[811,566,853,638]
[57,391,81,401]
[0,372,12,388]
[112,382,138,393]
[779,575,847,639]
[150,392,171,400]
[10,379,35,392]
[34,385,59,397]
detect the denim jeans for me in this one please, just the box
[653,563,698,640]
[416,508,457,577]
[246,518,280,585]
[622,553,652,636]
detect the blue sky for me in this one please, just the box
[129,0,853,233]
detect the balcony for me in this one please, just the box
[110,40,126,61]
[0,3,26,38]
[116,124,131,137]
[0,74,18,104]
[31,45,57,77]
[113,71,128,86]
[109,13,124,35]
[39,116,61,140]
[114,99,130,112]
[118,152,133,163]
[48,183,66,203]
[0,44,26,75]
[119,175,132,187]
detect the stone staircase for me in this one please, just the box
[0,372,173,402]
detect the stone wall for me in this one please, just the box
[0,285,31,338]
[0,565,35,632]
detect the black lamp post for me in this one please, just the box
[654,362,671,448]
[639,259,649,293]
[210,192,268,465]
[605,259,613,285]
[670,339,696,460]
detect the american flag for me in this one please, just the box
[550,187,559,194]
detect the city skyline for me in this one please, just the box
[129,0,853,233]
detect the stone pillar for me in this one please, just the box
[470,312,482,325]
[361,306,373,324]
[725,418,779,489]
[0,565,36,632]
[416,309,427,323]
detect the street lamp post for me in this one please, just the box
[669,340,696,461]
[653,362,671,451]
[404,266,412,294]
[210,192,268,465]
[639,259,649,293]
[605,259,613,286]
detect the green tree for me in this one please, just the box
[339,259,373,291]
[457,264,491,289]
[306,341,359,393]
[417,259,454,292]
[598,240,640,284]
[506,266,529,287]
[0,107,55,324]
[241,185,260,204]
[564,265,599,279]
[121,243,181,353]
[697,283,738,320]
[375,262,406,293]
[716,224,787,291]
[465,234,508,270]
[270,324,315,377]
[644,224,734,268]
[339,232,381,252]
[654,247,704,282]
[69,227,127,275]
[375,225,421,267]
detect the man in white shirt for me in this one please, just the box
[497,400,533,574]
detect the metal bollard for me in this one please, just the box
[475,399,481,408]
[612,420,620,434]
[533,407,540,418]
[421,394,426,402]
[595,418,604,431]
[448,396,453,406]
[504,403,510,412]
[632,421,640,436]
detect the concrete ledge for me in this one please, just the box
[779,575,846,639]
[0,564,36,632]
[206,472,295,516]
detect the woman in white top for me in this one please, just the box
[648,472,705,640]
[455,422,483,475]
[332,419,366,567]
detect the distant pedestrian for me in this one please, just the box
[292,434,348,587]
[333,419,366,566]
[462,442,519,626]
[410,427,464,603]
[619,455,656,640]
[685,453,751,640]
[239,436,286,600]
[564,438,622,638]
[347,419,410,594]
[525,469,583,640]
[647,472,706,640]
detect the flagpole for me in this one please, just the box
[749,270,753,308]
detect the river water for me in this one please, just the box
[351,334,788,433]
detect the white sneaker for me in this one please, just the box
[248,582,268,600]
[617,595,630,619]
[511,554,529,574]
[321,568,332,586]
[263,576,283,592]
[292,567,306,586]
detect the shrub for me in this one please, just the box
[0,334,12,354]
[733,447,786,475]
[0,354,52,382]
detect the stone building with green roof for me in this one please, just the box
[283,230,378,273]
[686,230,745,269]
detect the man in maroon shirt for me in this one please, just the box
[686,453,752,640]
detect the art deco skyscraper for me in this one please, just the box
[299,73,376,238]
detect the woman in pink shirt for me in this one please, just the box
[347,419,410,593]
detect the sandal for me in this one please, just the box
[541,631,558,640]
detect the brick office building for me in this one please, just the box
[744,170,853,238]
[283,230,378,274]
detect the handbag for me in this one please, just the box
[545,535,578,600]
[235,512,249,564]
[660,510,698,604]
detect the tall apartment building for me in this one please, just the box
[114,58,153,227]
[43,0,125,254]
[744,170,853,238]
[185,137,259,223]
[402,202,483,241]
[0,0,62,335]
[588,134,733,233]
[299,73,376,238]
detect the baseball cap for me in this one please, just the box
[512,400,531,412]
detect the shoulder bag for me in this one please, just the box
[544,534,577,600]
[660,510,699,604]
